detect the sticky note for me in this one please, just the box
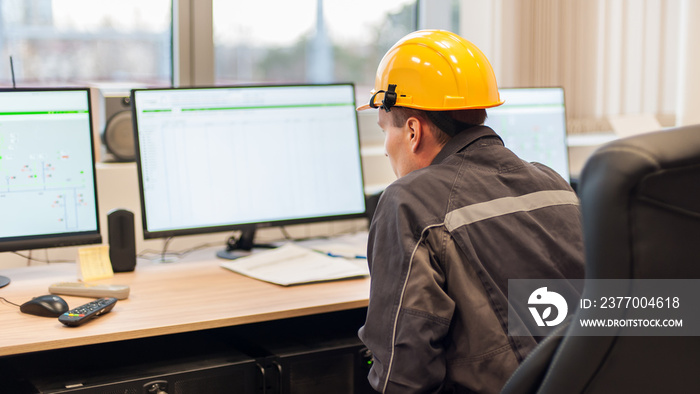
[77,245,114,281]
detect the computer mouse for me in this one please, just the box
[20,294,69,317]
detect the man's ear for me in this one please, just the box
[405,117,423,153]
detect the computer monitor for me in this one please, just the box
[0,88,102,287]
[484,87,570,182]
[131,83,367,259]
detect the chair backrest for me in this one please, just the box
[504,125,700,393]
[579,125,700,281]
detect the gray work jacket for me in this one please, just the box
[359,126,584,393]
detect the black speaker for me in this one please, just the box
[107,209,136,272]
[102,96,135,162]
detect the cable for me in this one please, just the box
[137,240,224,261]
[0,297,21,308]
[280,226,293,241]
[11,252,73,264]
[274,222,368,243]
[137,222,368,262]
[161,236,174,262]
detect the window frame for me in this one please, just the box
[173,0,214,86]
[175,0,451,87]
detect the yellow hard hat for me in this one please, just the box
[357,30,504,111]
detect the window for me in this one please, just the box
[213,0,417,95]
[0,0,172,91]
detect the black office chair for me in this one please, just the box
[502,124,700,393]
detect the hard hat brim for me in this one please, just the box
[356,103,372,111]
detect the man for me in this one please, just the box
[357,30,584,393]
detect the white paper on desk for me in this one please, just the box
[220,243,369,286]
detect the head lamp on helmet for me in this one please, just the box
[369,84,398,112]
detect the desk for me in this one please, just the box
[0,248,370,358]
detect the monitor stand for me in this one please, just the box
[0,276,10,288]
[216,228,257,260]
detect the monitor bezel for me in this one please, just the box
[487,86,570,182]
[130,82,368,240]
[0,87,102,252]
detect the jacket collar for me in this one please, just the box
[432,125,503,165]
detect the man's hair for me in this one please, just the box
[388,107,487,145]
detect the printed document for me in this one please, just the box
[220,243,369,286]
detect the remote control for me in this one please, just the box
[49,282,130,300]
[59,297,118,327]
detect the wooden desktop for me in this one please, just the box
[0,248,370,358]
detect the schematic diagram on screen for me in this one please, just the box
[0,121,97,237]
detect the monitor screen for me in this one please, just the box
[0,88,101,253]
[484,87,570,182]
[131,83,367,240]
